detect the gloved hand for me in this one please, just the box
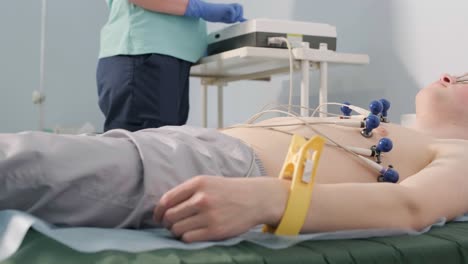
[184,0,246,24]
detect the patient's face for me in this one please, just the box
[416,74,468,127]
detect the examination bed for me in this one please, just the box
[4,221,468,264]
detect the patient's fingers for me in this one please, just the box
[153,176,206,223]
[170,213,207,238]
[181,227,225,243]
[162,193,203,228]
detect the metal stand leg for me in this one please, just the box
[217,84,224,128]
[202,83,208,128]
[319,61,328,117]
[300,59,310,117]
[299,42,311,117]
[318,43,329,118]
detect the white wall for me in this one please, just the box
[1,1,467,132]
[0,1,107,133]
[392,0,468,87]
[288,0,419,123]
[0,1,43,132]
[293,0,468,121]
[202,0,468,126]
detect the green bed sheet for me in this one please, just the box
[3,222,468,264]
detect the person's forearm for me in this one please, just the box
[129,0,246,24]
[129,0,189,15]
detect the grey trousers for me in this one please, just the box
[0,126,262,229]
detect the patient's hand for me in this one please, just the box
[153,176,289,243]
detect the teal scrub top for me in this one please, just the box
[99,0,207,63]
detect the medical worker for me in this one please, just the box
[97,0,245,132]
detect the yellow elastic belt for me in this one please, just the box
[263,135,325,236]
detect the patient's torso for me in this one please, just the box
[221,117,466,184]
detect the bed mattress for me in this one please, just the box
[4,222,468,264]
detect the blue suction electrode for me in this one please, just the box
[372,138,393,163]
[379,99,391,122]
[369,100,383,116]
[378,165,399,183]
[340,102,352,118]
[361,114,380,138]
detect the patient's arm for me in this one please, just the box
[154,158,467,242]
[302,176,458,233]
[301,156,468,233]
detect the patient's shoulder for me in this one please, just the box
[426,139,468,175]
[433,139,468,155]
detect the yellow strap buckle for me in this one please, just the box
[263,135,325,236]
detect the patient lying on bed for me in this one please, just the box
[1,73,468,243]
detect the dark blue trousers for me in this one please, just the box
[96,54,192,132]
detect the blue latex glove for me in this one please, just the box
[184,0,246,24]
